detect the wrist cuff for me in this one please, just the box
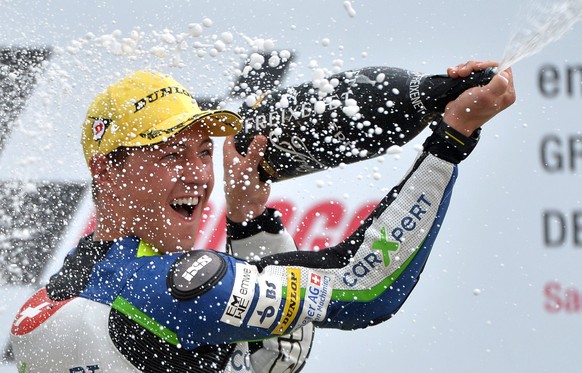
[423,118,481,163]
[226,207,285,240]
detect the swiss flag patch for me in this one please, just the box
[11,288,74,336]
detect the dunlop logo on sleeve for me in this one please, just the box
[220,263,258,326]
[273,268,301,335]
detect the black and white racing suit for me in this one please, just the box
[225,213,314,373]
[11,120,478,372]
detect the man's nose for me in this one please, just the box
[180,157,211,184]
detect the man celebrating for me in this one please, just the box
[11,61,514,372]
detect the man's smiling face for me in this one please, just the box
[106,125,215,253]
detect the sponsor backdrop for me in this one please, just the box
[0,0,580,371]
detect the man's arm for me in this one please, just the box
[225,208,314,373]
[223,136,314,373]
[113,60,515,349]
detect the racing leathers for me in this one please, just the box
[225,214,314,373]
[11,119,479,372]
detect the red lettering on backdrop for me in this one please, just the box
[80,199,381,252]
[269,200,296,227]
[544,281,582,314]
[294,200,345,250]
[544,281,562,313]
[342,201,379,241]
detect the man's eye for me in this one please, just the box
[200,149,213,158]
[160,153,179,165]
[161,153,179,161]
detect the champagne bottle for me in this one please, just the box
[234,66,495,182]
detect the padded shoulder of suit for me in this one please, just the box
[167,250,227,300]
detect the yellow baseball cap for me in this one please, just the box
[81,70,242,165]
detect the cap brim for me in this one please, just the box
[118,109,242,149]
[189,109,243,137]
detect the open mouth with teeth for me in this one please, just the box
[170,197,200,218]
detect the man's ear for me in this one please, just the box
[89,154,109,181]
